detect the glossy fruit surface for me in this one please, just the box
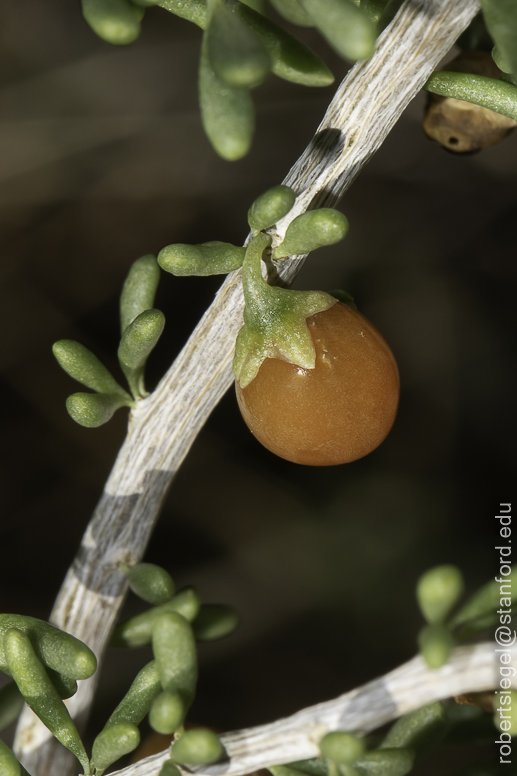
[235,302,400,465]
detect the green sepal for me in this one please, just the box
[159,762,183,776]
[66,392,132,428]
[199,30,255,160]
[91,722,140,775]
[328,290,357,309]
[416,565,464,625]
[479,0,517,77]
[207,0,271,88]
[158,242,245,276]
[152,613,197,705]
[248,185,296,234]
[353,748,415,776]
[120,254,160,335]
[0,681,24,733]
[233,233,337,388]
[81,0,143,45]
[170,728,226,766]
[380,702,447,755]
[418,624,455,670]
[103,660,162,730]
[53,340,131,400]
[449,567,514,629]
[149,690,185,734]
[424,72,517,123]
[123,562,175,605]
[297,0,376,61]
[118,309,166,399]
[4,629,90,774]
[192,604,239,641]
[110,587,201,647]
[319,732,366,764]
[0,740,24,776]
[269,0,314,27]
[0,614,97,680]
[273,209,349,259]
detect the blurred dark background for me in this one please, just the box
[0,1,515,772]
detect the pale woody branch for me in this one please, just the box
[113,642,499,776]
[14,1,481,773]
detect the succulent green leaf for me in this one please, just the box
[233,233,337,388]
[0,740,23,776]
[354,748,415,776]
[418,624,455,670]
[0,614,97,680]
[66,392,131,427]
[159,762,183,776]
[104,660,162,730]
[120,254,160,335]
[425,72,517,123]
[273,209,349,259]
[207,0,271,88]
[81,0,142,45]
[0,681,24,733]
[5,629,90,774]
[248,185,296,233]
[118,309,165,399]
[381,702,447,754]
[45,669,78,700]
[288,759,329,776]
[152,612,198,705]
[157,0,208,26]
[269,0,314,27]
[170,728,226,766]
[297,0,376,61]
[449,567,514,629]
[110,587,201,647]
[199,30,255,160]
[149,690,186,734]
[53,340,130,399]
[234,0,334,85]
[319,732,366,764]
[92,722,140,775]
[492,45,513,74]
[158,242,245,276]
[192,604,239,641]
[123,562,175,605]
[480,0,517,77]
[416,565,464,625]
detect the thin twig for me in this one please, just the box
[14,1,480,773]
[112,642,499,776]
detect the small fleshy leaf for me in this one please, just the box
[158,242,245,276]
[170,728,226,766]
[81,0,142,45]
[269,0,314,27]
[417,565,464,625]
[149,690,185,734]
[66,392,131,428]
[92,722,140,775]
[53,340,130,400]
[0,740,23,776]
[120,254,160,335]
[319,731,365,764]
[354,748,415,776]
[480,0,517,77]
[104,660,161,730]
[248,185,296,233]
[0,682,24,733]
[418,624,455,670]
[297,0,376,61]
[199,30,255,160]
[124,563,175,605]
[110,587,201,647]
[273,209,349,259]
[152,613,197,705]
[192,604,239,641]
[118,309,165,398]
[381,702,447,754]
[207,0,271,88]
[159,761,183,776]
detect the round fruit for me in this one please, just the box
[235,302,400,466]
